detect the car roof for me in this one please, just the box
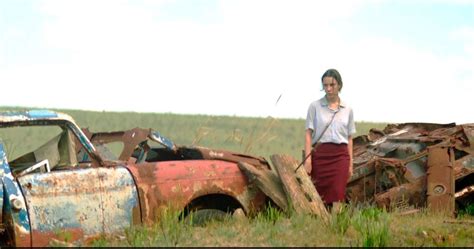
[0,110,76,125]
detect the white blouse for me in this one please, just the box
[305,96,356,145]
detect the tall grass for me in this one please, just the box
[328,203,390,247]
[352,207,390,247]
[84,204,473,247]
[113,207,191,247]
[458,203,474,217]
[255,205,286,224]
[329,203,353,235]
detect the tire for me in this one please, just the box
[185,209,229,226]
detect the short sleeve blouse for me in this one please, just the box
[305,96,356,145]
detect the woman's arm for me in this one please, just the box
[304,129,313,173]
[348,135,353,179]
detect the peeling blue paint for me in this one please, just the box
[16,166,140,237]
[97,167,140,233]
[19,168,104,235]
[31,203,82,231]
[0,142,32,235]
[0,110,58,120]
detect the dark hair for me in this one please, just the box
[321,68,343,92]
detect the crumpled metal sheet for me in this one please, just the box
[348,122,474,214]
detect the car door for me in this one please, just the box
[96,166,140,233]
[17,167,103,246]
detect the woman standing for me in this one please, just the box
[304,69,356,212]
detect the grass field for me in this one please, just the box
[0,106,387,161]
[81,205,474,247]
[1,107,472,247]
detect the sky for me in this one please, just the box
[0,0,473,124]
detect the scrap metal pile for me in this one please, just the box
[347,122,474,214]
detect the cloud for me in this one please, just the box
[1,0,472,125]
[0,42,4,66]
[450,26,474,57]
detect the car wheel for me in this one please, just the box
[185,209,230,226]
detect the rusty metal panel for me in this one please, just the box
[462,124,474,154]
[404,160,427,182]
[18,168,103,247]
[96,166,141,233]
[426,146,455,215]
[454,155,474,179]
[126,160,265,224]
[375,180,426,210]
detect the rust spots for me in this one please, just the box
[135,163,159,182]
[374,179,426,210]
[136,180,166,225]
[30,227,85,247]
[12,223,31,247]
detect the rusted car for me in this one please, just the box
[0,110,270,247]
[347,122,474,214]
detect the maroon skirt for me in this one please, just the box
[311,143,350,204]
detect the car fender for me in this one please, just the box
[126,159,265,224]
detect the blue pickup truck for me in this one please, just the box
[0,110,269,247]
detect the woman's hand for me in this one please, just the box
[304,129,313,175]
[305,157,312,175]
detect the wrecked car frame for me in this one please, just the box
[0,110,270,247]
